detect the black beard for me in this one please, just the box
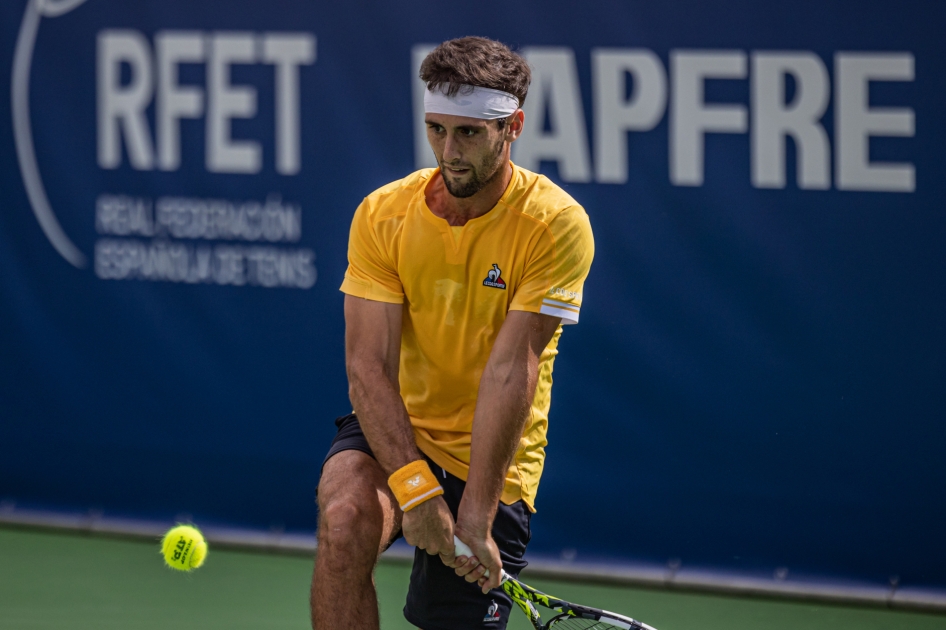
[441,139,506,199]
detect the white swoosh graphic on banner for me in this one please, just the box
[38,0,89,17]
[12,0,90,268]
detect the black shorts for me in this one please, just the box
[321,413,532,630]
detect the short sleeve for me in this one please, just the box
[339,199,404,304]
[509,206,594,325]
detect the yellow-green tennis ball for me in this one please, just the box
[161,525,207,572]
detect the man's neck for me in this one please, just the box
[426,161,513,227]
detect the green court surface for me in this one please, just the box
[1,527,943,630]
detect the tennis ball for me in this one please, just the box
[161,525,208,572]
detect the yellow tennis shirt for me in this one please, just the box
[340,163,594,510]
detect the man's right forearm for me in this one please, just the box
[347,361,421,475]
[343,295,454,556]
[350,358,455,557]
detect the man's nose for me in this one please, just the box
[442,132,462,163]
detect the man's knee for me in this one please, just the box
[319,498,381,542]
[317,497,385,572]
[316,450,396,559]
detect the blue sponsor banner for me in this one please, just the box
[1,0,944,588]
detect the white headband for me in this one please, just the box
[423,83,520,120]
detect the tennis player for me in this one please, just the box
[311,36,594,630]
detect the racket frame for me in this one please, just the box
[453,536,655,630]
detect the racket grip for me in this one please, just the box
[453,535,490,578]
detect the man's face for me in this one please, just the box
[425,113,510,198]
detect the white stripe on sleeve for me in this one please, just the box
[539,304,580,324]
[542,297,580,310]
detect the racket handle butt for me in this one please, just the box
[452,535,491,578]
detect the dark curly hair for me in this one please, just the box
[419,37,531,108]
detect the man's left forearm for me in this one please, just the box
[455,351,537,540]
[449,311,560,591]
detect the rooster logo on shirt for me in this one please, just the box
[482,264,506,290]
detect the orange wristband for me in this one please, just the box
[387,460,444,511]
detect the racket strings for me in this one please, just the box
[545,616,632,630]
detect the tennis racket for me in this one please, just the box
[453,537,658,630]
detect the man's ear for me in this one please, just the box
[505,109,525,142]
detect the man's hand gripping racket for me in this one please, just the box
[453,536,658,630]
